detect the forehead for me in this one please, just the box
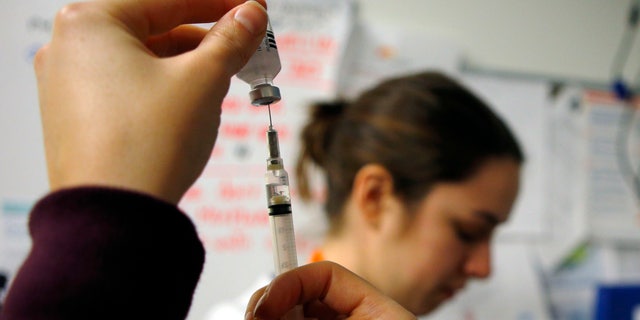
[424,157,521,222]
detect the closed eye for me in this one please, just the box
[454,222,490,243]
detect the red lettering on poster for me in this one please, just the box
[196,206,268,227]
[290,61,321,80]
[277,34,336,55]
[202,229,252,252]
[276,126,290,140]
[219,180,262,200]
[220,123,250,139]
[210,145,224,158]
[222,96,242,114]
[316,36,336,53]
[183,186,202,202]
[276,34,301,52]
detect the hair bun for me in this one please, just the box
[295,100,348,200]
[303,100,347,166]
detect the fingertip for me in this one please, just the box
[245,0,268,11]
[33,43,52,85]
[33,43,50,70]
[191,0,268,79]
[233,1,268,36]
[246,286,268,320]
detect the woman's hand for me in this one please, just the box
[246,261,417,320]
[34,0,268,204]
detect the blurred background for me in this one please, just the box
[1,0,639,319]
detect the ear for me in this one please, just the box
[351,164,395,230]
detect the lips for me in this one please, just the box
[442,283,465,299]
[442,287,455,299]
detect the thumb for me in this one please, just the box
[195,1,268,78]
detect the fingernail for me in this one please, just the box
[234,1,268,35]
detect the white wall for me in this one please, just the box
[355,0,640,87]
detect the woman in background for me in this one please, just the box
[208,71,524,319]
[296,71,524,316]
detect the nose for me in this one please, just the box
[464,240,492,278]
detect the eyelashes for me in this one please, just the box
[453,222,492,243]
[455,228,478,243]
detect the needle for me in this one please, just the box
[268,104,273,130]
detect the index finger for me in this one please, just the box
[248,261,417,320]
[106,0,268,39]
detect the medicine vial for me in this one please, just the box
[236,18,282,106]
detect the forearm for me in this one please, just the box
[0,187,204,320]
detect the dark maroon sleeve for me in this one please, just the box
[0,187,205,320]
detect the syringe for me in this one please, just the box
[265,111,298,274]
[264,107,304,320]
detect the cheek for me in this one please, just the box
[389,222,468,313]
[402,222,466,281]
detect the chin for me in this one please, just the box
[410,303,436,316]
[411,296,450,316]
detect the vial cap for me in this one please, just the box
[250,84,281,106]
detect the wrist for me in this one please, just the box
[49,171,182,205]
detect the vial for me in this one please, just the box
[236,16,282,106]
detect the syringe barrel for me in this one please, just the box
[269,213,299,274]
[270,211,304,319]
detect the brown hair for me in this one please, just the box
[296,71,524,232]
